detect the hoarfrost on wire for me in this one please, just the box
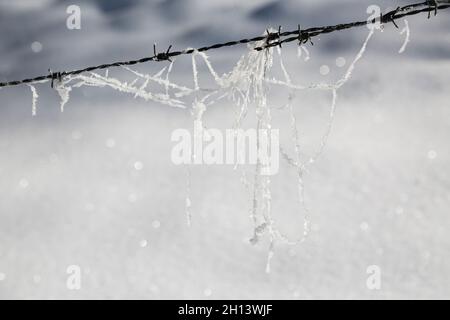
[399,19,410,54]
[15,22,408,272]
[27,84,39,116]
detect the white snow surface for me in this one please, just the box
[0,0,449,299]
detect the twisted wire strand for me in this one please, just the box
[0,1,448,89]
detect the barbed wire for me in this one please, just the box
[0,0,448,89]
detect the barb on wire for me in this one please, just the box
[428,0,439,18]
[297,25,314,46]
[0,1,448,89]
[154,44,173,62]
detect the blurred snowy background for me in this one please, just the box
[0,0,449,299]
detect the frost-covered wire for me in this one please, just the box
[0,1,447,89]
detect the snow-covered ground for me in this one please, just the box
[0,0,449,299]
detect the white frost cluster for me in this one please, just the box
[19,25,390,272]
